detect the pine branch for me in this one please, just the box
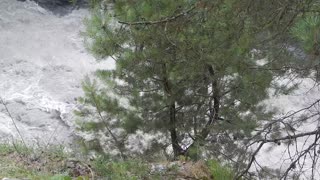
[260,128,320,143]
[249,99,320,142]
[118,5,196,25]
[89,92,126,159]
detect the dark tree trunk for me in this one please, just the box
[200,64,220,138]
[169,102,183,159]
[162,62,183,159]
[185,64,220,159]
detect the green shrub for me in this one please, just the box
[92,156,150,179]
[207,160,234,180]
[49,175,73,180]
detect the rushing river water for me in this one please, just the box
[0,0,113,146]
[1,0,320,178]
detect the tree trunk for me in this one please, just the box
[169,102,183,159]
[186,64,220,159]
[162,62,183,159]
[200,64,220,138]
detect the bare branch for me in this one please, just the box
[237,142,265,179]
[281,135,320,179]
[259,129,320,144]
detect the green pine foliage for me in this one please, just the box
[290,11,320,80]
[77,0,314,168]
[291,15,320,55]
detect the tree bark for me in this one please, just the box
[186,64,220,159]
[162,62,183,159]
[169,102,183,158]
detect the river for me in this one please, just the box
[0,0,113,146]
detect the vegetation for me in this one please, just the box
[207,160,234,180]
[0,142,235,179]
[75,0,320,179]
[79,0,280,159]
[0,143,75,179]
[3,0,320,179]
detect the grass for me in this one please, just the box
[207,159,235,180]
[0,142,236,180]
[92,156,154,179]
[0,143,37,178]
[92,156,235,180]
[0,142,87,180]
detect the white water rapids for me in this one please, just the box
[0,0,113,145]
[1,0,320,178]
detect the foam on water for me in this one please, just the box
[0,0,114,145]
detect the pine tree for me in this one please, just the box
[78,0,314,162]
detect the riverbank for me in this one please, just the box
[0,143,233,180]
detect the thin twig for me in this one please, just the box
[237,142,265,179]
[280,135,320,179]
[89,91,125,159]
[0,97,27,148]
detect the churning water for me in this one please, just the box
[0,0,113,146]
